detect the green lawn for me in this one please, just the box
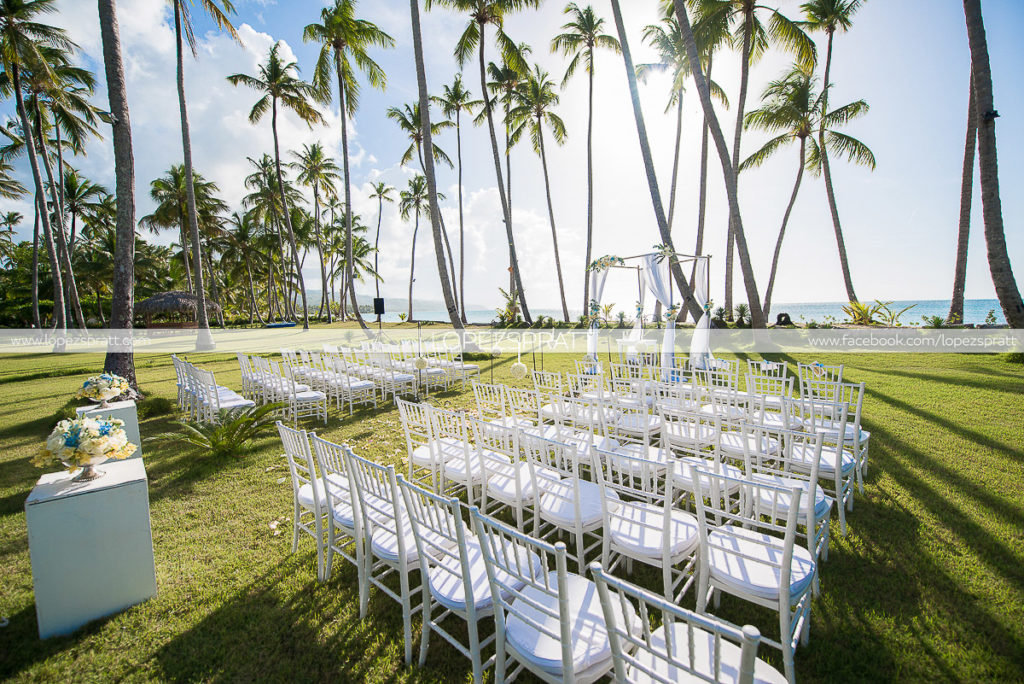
[1,348,1022,681]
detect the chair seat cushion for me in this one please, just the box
[331,500,358,530]
[539,479,618,528]
[718,432,779,457]
[411,437,466,466]
[505,571,639,676]
[707,525,816,601]
[608,501,699,559]
[428,538,542,613]
[371,514,456,565]
[539,403,562,420]
[486,462,561,502]
[790,444,856,476]
[671,458,743,492]
[615,412,662,434]
[748,473,833,519]
[629,623,787,684]
[662,423,718,449]
[297,480,346,510]
[699,404,747,422]
[610,443,668,473]
[444,451,513,485]
[293,390,327,401]
[817,421,869,443]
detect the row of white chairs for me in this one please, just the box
[171,354,254,423]
[236,352,328,425]
[393,397,846,681]
[280,423,791,683]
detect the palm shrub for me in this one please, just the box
[147,403,285,458]
[734,303,750,326]
[843,300,883,325]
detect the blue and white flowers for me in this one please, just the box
[34,417,137,471]
[76,373,130,402]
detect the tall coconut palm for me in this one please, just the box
[431,74,481,323]
[949,69,975,324]
[0,210,20,264]
[62,168,106,256]
[225,210,266,326]
[304,0,394,331]
[0,0,71,333]
[228,42,323,330]
[802,0,861,302]
[170,0,238,348]
[290,142,340,321]
[609,0,704,322]
[368,181,394,322]
[0,159,25,199]
[400,174,429,321]
[243,153,301,318]
[98,0,137,384]
[508,64,570,322]
[742,65,871,319]
[962,0,1024,327]
[691,0,813,317]
[385,100,459,304]
[429,0,540,323]
[551,2,619,318]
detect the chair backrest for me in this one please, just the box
[344,445,402,531]
[603,397,654,449]
[429,407,471,450]
[567,372,605,399]
[590,563,765,684]
[747,358,788,379]
[278,421,321,510]
[745,374,793,402]
[469,416,518,462]
[505,386,541,425]
[658,405,719,455]
[397,398,433,454]
[610,362,644,382]
[701,389,749,431]
[472,381,507,423]
[592,444,672,513]
[470,506,576,677]
[741,424,822,485]
[692,469,803,602]
[192,366,221,416]
[531,369,563,396]
[695,366,739,393]
[798,361,844,389]
[650,381,701,412]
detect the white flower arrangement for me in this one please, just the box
[413,357,428,371]
[509,361,528,380]
[33,416,137,471]
[75,373,130,402]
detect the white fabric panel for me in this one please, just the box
[642,255,675,375]
[587,269,610,358]
[689,258,715,370]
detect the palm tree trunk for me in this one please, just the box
[409,214,418,321]
[374,195,383,323]
[31,193,40,328]
[174,2,214,348]
[667,89,684,230]
[270,97,310,330]
[34,112,86,329]
[949,69,976,324]
[819,30,858,303]
[671,0,764,327]
[12,64,65,334]
[312,185,332,323]
[98,0,138,387]
[583,49,595,319]
[505,99,514,297]
[178,216,193,292]
[963,0,1024,327]
[416,145,460,311]
[410,0,462,328]
[762,138,806,321]
[245,256,265,326]
[610,0,703,321]
[724,10,753,320]
[456,110,467,324]
[537,124,570,322]
[476,21,531,323]
[334,61,368,332]
[688,55,714,315]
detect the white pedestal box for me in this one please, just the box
[76,400,142,459]
[25,459,157,638]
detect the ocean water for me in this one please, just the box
[379,299,1006,326]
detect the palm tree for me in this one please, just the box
[368,181,394,323]
[98,0,137,384]
[949,69,975,324]
[551,3,619,318]
[802,0,861,303]
[225,210,266,326]
[508,64,570,322]
[962,0,1024,327]
[400,174,429,321]
[170,0,238,348]
[741,65,871,319]
[228,42,323,330]
[431,73,481,323]
[0,158,25,199]
[290,142,340,321]
[0,210,20,265]
[385,100,459,303]
[691,0,814,317]
[0,0,71,333]
[304,0,394,331]
[243,153,301,319]
[430,0,540,323]
[608,0,704,322]
[62,168,106,256]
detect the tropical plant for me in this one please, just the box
[398,174,432,321]
[431,73,481,323]
[430,0,541,323]
[985,309,997,326]
[147,402,285,458]
[304,0,394,331]
[842,299,882,325]
[712,305,727,323]
[494,286,521,326]
[921,315,945,329]
[733,302,749,325]
[368,181,394,323]
[227,41,323,330]
[289,142,340,322]
[551,3,619,316]
[875,300,916,327]
[508,64,570,322]
[961,0,1024,328]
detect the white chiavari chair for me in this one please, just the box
[310,434,365,589]
[278,422,329,580]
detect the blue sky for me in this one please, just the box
[2,0,1022,313]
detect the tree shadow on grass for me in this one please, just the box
[879,367,1024,396]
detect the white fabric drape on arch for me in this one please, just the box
[625,268,647,362]
[586,268,610,358]
[641,254,675,373]
[689,257,715,369]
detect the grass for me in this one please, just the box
[0,348,1022,681]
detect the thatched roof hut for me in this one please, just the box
[135,291,222,327]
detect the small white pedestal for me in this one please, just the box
[76,400,142,459]
[25,459,157,638]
